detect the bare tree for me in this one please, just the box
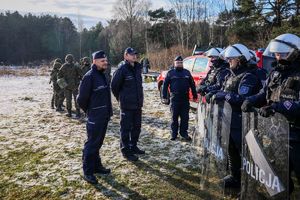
[114,0,150,46]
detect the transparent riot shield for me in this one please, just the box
[193,100,207,148]
[241,110,290,199]
[199,101,231,198]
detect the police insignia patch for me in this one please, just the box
[225,94,231,101]
[283,100,292,110]
[240,86,249,95]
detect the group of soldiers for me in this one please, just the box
[194,33,300,198]
[49,55,110,118]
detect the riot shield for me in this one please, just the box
[198,101,231,198]
[241,111,290,199]
[193,99,208,148]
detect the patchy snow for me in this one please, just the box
[0,75,209,199]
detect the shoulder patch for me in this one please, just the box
[239,85,250,95]
[283,100,292,110]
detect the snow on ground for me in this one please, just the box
[0,75,223,200]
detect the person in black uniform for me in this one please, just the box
[241,33,300,193]
[207,44,262,188]
[111,47,144,162]
[162,56,197,141]
[77,50,112,185]
[197,47,230,96]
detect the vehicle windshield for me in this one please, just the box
[193,57,209,72]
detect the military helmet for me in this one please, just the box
[224,43,251,62]
[65,54,74,63]
[264,33,300,62]
[55,58,62,64]
[83,57,91,64]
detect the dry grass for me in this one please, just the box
[148,45,192,71]
[0,65,50,77]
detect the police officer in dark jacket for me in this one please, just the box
[197,47,230,96]
[162,56,197,141]
[77,50,112,185]
[111,47,144,162]
[209,44,262,188]
[241,33,300,192]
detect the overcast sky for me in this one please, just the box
[0,0,170,29]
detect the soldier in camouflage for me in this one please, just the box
[81,57,91,76]
[57,54,82,118]
[50,58,64,111]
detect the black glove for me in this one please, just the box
[211,92,226,103]
[258,106,275,117]
[241,100,253,112]
[197,85,207,96]
[205,92,214,104]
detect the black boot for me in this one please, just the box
[66,110,72,117]
[94,166,111,175]
[83,174,98,184]
[122,149,138,161]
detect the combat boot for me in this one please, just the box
[66,110,72,117]
[94,166,111,175]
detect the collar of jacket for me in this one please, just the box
[92,64,105,73]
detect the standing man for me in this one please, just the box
[162,56,197,141]
[57,54,82,118]
[241,33,300,192]
[81,57,91,76]
[50,58,63,110]
[77,50,112,185]
[111,47,144,162]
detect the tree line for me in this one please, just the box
[0,0,299,67]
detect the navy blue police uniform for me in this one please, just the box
[162,56,197,140]
[77,51,112,181]
[211,62,262,186]
[243,59,300,188]
[111,51,144,158]
[197,58,230,96]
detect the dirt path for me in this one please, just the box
[0,76,219,200]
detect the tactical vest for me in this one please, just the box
[224,70,250,93]
[267,70,300,103]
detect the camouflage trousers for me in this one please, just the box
[61,88,79,112]
[51,83,64,108]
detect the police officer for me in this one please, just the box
[140,57,150,74]
[208,44,262,188]
[111,47,144,162]
[50,58,63,110]
[57,54,82,118]
[197,48,230,96]
[241,33,300,192]
[162,56,197,141]
[77,50,112,185]
[81,57,91,76]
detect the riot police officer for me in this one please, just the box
[57,54,82,118]
[77,50,112,185]
[197,47,230,96]
[111,47,144,162]
[162,56,197,141]
[241,33,300,192]
[208,44,262,188]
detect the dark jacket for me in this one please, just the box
[77,64,112,119]
[111,60,144,110]
[162,67,197,103]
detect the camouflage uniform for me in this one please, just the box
[58,54,82,117]
[81,57,91,76]
[50,58,64,110]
